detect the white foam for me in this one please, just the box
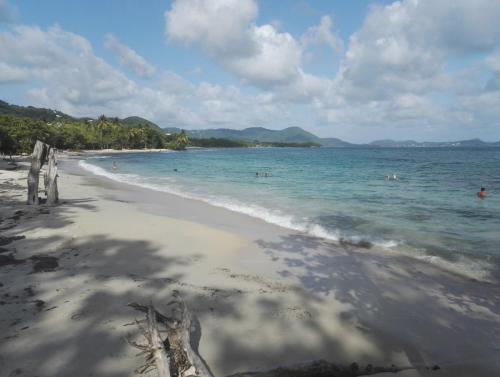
[410,250,494,282]
[78,159,495,282]
[78,160,388,245]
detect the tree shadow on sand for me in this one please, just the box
[253,234,500,377]
[0,174,193,376]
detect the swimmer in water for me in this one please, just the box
[112,161,117,171]
[477,187,487,199]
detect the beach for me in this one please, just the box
[1,156,499,377]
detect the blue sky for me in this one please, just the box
[1,0,500,142]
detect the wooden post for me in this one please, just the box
[46,148,58,205]
[27,140,49,205]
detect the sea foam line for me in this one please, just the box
[78,159,495,282]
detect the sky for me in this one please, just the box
[1,0,500,143]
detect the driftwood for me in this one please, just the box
[126,304,172,376]
[27,140,49,204]
[45,147,59,204]
[129,298,214,377]
[129,298,440,377]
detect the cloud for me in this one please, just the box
[165,0,310,89]
[335,0,500,101]
[0,25,136,111]
[0,62,30,83]
[0,24,291,129]
[165,0,257,57]
[104,34,156,78]
[307,0,500,141]
[300,15,343,53]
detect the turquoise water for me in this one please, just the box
[80,147,500,281]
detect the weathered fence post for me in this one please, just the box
[27,140,49,205]
[45,148,58,205]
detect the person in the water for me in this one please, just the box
[112,161,117,171]
[477,187,487,199]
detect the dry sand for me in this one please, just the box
[0,157,499,377]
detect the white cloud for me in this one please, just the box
[335,0,500,100]
[0,25,135,108]
[0,62,30,83]
[165,0,257,57]
[306,0,500,141]
[165,0,312,90]
[300,15,343,53]
[223,24,303,86]
[0,24,291,130]
[104,34,155,78]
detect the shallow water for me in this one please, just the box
[80,147,500,281]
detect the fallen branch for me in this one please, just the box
[127,303,171,376]
[129,297,214,377]
[129,298,440,377]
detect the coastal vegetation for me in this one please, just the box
[0,114,189,156]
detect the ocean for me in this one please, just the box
[79,147,500,282]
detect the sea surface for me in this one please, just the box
[80,147,500,282]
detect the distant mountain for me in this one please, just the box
[370,138,499,148]
[319,137,359,148]
[121,116,161,130]
[164,126,359,147]
[176,126,320,143]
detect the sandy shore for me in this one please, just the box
[0,157,499,377]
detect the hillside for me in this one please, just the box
[121,116,161,130]
[0,100,75,122]
[0,100,160,131]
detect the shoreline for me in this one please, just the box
[0,157,499,376]
[77,154,499,284]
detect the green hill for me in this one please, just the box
[0,100,161,131]
[0,100,75,122]
[121,116,161,130]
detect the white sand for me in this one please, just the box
[0,157,499,377]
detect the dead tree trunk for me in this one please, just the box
[129,300,214,377]
[129,300,441,377]
[147,304,172,377]
[45,148,58,205]
[27,140,49,205]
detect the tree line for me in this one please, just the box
[0,114,189,156]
